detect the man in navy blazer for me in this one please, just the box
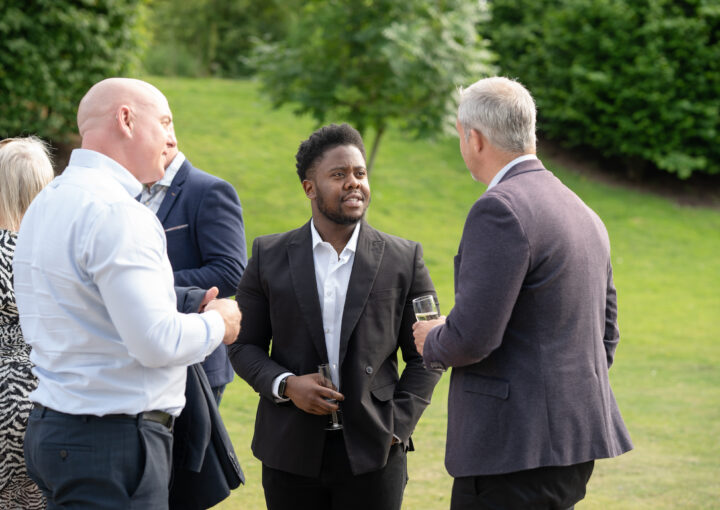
[140,143,246,402]
[413,77,632,509]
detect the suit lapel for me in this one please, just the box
[338,222,384,366]
[156,159,191,223]
[287,222,328,362]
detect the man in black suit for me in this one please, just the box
[413,77,633,509]
[229,123,442,510]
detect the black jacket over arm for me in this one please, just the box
[171,286,244,509]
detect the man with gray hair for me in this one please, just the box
[413,77,632,509]
[13,78,242,509]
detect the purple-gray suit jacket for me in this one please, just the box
[423,159,633,477]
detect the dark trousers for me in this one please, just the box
[24,406,173,510]
[450,461,594,510]
[262,430,407,510]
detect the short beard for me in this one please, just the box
[316,192,368,225]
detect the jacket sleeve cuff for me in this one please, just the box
[423,324,447,370]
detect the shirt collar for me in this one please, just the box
[310,219,361,255]
[487,154,539,190]
[154,151,185,188]
[68,149,143,197]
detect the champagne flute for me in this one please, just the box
[318,363,342,430]
[412,295,446,371]
[412,295,440,321]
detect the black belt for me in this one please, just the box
[34,404,174,430]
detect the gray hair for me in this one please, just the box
[0,136,54,231]
[457,77,536,154]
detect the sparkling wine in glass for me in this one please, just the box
[412,295,446,372]
[318,363,342,430]
[412,295,440,321]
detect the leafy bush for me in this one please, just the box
[486,0,720,178]
[0,0,143,145]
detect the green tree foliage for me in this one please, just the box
[486,0,720,178]
[251,0,495,171]
[0,0,143,145]
[143,0,296,77]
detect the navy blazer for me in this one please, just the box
[158,158,247,387]
[424,159,632,477]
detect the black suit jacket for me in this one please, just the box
[171,287,244,509]
[169,364,244,509]
[229,221,441,476]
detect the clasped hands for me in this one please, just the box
[199,286,242,345]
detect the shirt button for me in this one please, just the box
[325,328,330,334]
[59,449,68,459]
[365,366,373,375]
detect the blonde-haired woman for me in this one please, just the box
[0,136,54,509]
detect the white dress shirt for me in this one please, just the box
[13,149,225,417]
[139,151,186,213]
[271,220,360,398]
[487,154,539,190]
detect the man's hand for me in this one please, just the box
[198,286,219,312]
[205,298,241,345]
[284,373,345,415]
[412,316,446,355]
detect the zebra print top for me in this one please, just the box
[0,228,45,509]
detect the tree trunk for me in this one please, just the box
[367,125,385,174]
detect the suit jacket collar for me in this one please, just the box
[498,158,547,185]
[156,158,192,223]
[287,220,384,366]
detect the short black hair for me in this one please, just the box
[295,123,366,181]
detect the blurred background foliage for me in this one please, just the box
[0,0,143,150]
[247,0,494,171]
[1,0,719,180]
[141,0,296,78]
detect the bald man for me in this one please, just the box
[13,78,242,509]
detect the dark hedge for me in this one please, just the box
[485,0,720,178]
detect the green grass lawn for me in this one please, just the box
[151,77,720,509]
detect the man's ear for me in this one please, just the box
[470,128,484,154]
[302,179,316,199]
[116,105,133,138]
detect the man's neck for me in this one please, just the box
[479,151,533,185]
[312,215,358,255]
